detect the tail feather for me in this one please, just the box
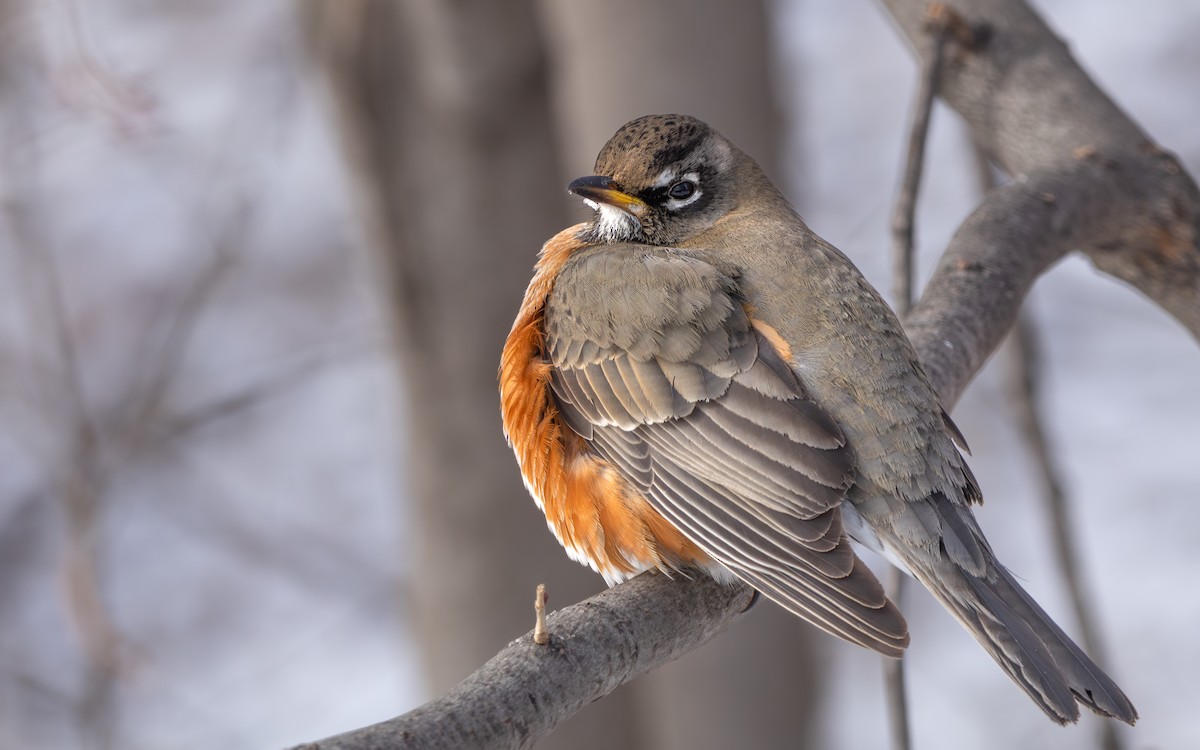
[980,563,1137,722]
[960,570,1085,723]
[906,549,1137,725]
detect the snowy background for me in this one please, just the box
[0,1,1195,748]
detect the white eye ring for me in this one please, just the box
[664,172,702,211]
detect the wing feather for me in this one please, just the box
[544,244,908,653]
[701,398,849,489]
[647,455,906,654]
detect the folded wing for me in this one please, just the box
[545,245,909,655]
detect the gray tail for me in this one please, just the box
[910,547,1137,725]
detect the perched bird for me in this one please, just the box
[499,114,1136,725]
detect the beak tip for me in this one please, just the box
[567,175,613,195]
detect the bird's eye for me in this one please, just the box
[668,180,696,200]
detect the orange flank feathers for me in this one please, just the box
[499,226,708,583]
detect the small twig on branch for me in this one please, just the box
[533,584,549,645]
[885,6,955,748]
[292,572,754,750]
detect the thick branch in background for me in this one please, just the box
[882,0,1200,403]
[295,0,1200,747]
[538,0,782,174]
[906,151,1197,405]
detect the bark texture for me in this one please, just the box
[292,573,755,750]
[881,0,1199,403]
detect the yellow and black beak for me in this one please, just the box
[567,175,647,215]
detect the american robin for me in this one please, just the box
[499,114,1136,725]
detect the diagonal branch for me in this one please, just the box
[881,0,1199,407]
[903,150,1198,405]
[291,573,755,750]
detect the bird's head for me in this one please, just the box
[569,114,765,246]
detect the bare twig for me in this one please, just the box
[13,208,124,750]
[0,19,126,741]
[121,204,249,437]
[132,331,376,457]
[880,577,910,750]
[885,6,955,748]
[891,3,953,318]
[1006,319,1123,750]
[159,440,396,599]
[6,205,121,671]
[55,0,158,135]
[533,584,549,645]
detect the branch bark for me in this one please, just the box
[295,0,1200,747]
[882,0,1200,404]
[292,573,755,750]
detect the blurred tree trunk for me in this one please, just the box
[300,3,642,748]
[538,0,783,175]
[538,2,818,749]
[303,0,814,747]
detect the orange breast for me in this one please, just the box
[499,226,709,583]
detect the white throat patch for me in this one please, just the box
[586,200,642,243]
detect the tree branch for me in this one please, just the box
[881,0,1200,404]
[294,1,1200,747]
[291,573,755,750]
